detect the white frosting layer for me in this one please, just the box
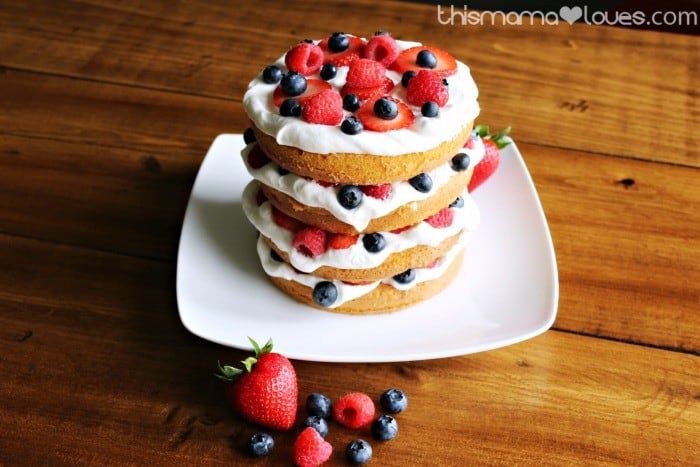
[242,181,479,273]
[243,38,480,155]
[241,137,485,231]
[256,231,468,308]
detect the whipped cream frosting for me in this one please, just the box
[243,38,480,155]
[241,137,485,231]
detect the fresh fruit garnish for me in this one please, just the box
[216,337,298,431]
[380,388,408,413]
[390,225,413,234]
[363,33,399,67]
[421,101,439,117]
[319,34,364,66]
[373,97,398,119]
[285,42,324,76]
[293,227,328,257]
[248,433,275,457]
[416,49,438,68]
[357,97,414,132]
[292,426,333,467]
[346,439,373,465]
[337,185,363,209]
[371,415,399,441]
[333,392,376,429]
[273,79,332,106]
[303,415,329,438]
[341,77,394,102]
[362,233,386,253]
[401,70,416,87]
[280,98,302,117]
[319,62,337,80]
[450,152,471,171]
[390,45,457,77]
[328,233,359,250]
[360,183,392,200]
[393,269,415,284]
[306,393,333,419]
[243,127,256,144]
[408,173,433,193]
[315,179,335,188]
[406,70,449,107]
[327,32,350,52]
[341,116,364,135]
[425,207,454,228]
[468,125,511,192]
[280,71,307,96]
[449,196,465,208]
[270,249,284,263]
[345,58,386,88]
[261,65,283,84]
[301,89,344,125]
[312,281,338,307]
[272,207,302,232]
[246,145,270,169]
[343,93,361,111]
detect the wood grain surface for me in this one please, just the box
[0,0,698,465]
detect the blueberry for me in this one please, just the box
[401,70,417,87]
[247,433,274,457]
[261,65,283,84]
[337,185,363,209]
[373,97,398,120]
[371,415,399,441]
[362,233,386,253]
[306,393,332,419]
[442,78,449,86]
[343,93,361,112]
[421,101,439,118]
[346,439,372,465]
[280,71,307,96]
[304,415,329,437]
[341,117,363,135]
[451,152,471,171]
[380,388,408,413]
[280,98,301,117]
[270,249,284,263]
[416,49,437,69]
[449,196,465,208]
[408,173,433,193]
[328,32,349,52]
[313,281,338,307]
[243,127,256,144]
[393,269,415,284]
[277,166,290,176]
[320,62,337,80]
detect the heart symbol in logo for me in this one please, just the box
[559,6,583,24]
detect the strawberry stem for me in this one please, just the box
[215,337,275,382]
[474,124,511,149]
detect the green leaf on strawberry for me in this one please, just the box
[468,125,512,192]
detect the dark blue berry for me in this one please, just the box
[270,249,284,263]
[320,62,337,80]
[416,49,437,69]
[401,70,417,87]
[248,433,274,457]
[306,393,332,419]
[277,166,290,176]
[470,128,481,141]
[451,153,471,171]
[346,439,372,465]
[380,388,408,413]
[409,173,433,193]
[313,281,338,307]
[362,233,386,253]
[421,101,439,117]
[304,415,329,437]
[371,415,399,441]
[373,97,398,120]
[343,93,361,112]
[328,32,349,52]
[243,127,256,144]
[442,78,449,86]
[337,185,363,209]
[280,98,301,117]
[449,196,464,208]
[262,65,283,84]
[393,269,415,284]
[280,71,307,96]
[341,117,363,135]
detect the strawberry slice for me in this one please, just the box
[272,79,332,107]
[340,77,394,102]
[390,45,457,78]
[468,125,511,191]
[356,97,414,132]
[318,35,364,66]
[328,233,359,250]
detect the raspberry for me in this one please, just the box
[285,42,324,76]
[360,183,392,200]
[246,145,270,169]
[345,58,386,89]
[291,427,333,467]
[272,207,302,232]
[406,70,449,107]
[333,392,375,429]
[301,89,343,125]
[425,207,454,228]
[363,34,399,67]
[328,233,359,250]
[292,227,328,257]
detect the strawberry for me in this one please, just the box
[328,233,359,249]
[315,179,336,188]
[293,227,328,257]
[406,70,449,107]
[390,224,413,234]
[272,207,302,232]
[360,183,392,200]
[301,89,343,125]
[390,45,457,78]
[246,145,270,169]
[463,134,475,149]
[285,42,324,76]
[333,392,375,429]
[468,125,511,192]
[291,427,333,467]
[363,34,399,67]
[216,338,297,431]
[345,58,386,88]
[425,207,454,228]
[318,34,364,66]
[273,79,332,107]
[356,98,414,132]
[425,257,440,268]
[340,77,394,102]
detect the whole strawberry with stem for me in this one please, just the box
[216,337,298,431]
[468,125,511,192]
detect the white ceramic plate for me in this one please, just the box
[176,134,558,362]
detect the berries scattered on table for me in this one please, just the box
[343,93,361,112]
[393,269,415,284]
[345,58,386,89]
[280,98,302,117]
[291,426,333,467]
[319,62,337,80]
[248,432,274,457]
[312,281,338,307]
[301,89,344,125]
[333,392,376,429]
[329,233,359,250]
[416,49,437,69]
[451,152,471,171]
[425,207,454,228]
[285,42,324,76]
[341,116,364,135]
[306,393,333,419]
[262,65,283,84]
[409,173,433,193]
[362,233,386,253]
[373,97,398,120]
[346,439,373,464]
[304,415,329,438]
[280,71,308,96]
[406,70,449,107]
[363,33,399,67]
[380,388,408,413]
[293,227,328,258]
[372,414,399,441]
[360,183,392,200]
[421,101,439,117]
[357,98,414,132]
[337,185,363,209]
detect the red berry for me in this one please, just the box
[463,135,475,149]
[285,42,324,76]
[345,58,386,88]
[340,77,394,102]
[363,34,399,67]
[273,79,332,107]
[406,70,449,107]
[360,183,392,200]
[318,35,364,66]
[333,392,375,429]
[425,207,454,228]
[390,225,413,234]
[328,233,359,249]
[246,145,270,169]
[292,227,328,257]
[425,257,440,268]
[315,180,336,188]
[272,207,302,232]
[468,139,500,191]
[357,98,414,132]
[292,427,333,467]
[301,89,343,125]
[390,45,458,78]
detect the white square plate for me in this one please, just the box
[176,134,558,362]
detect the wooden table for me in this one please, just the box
[1,1,698,465]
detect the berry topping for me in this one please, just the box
[363,34,399,67]
[341,116,364,135]
[261,65,283,84]
[373,97,398,119]
[306,393,333,419]
[280,98,302,117]
[401,70,417,87]
[408,173,433,193]
[340,77,394,102]
[246,145,270,169]
[301,89,343,125]
[393,269,415,284]
[304,415,329,438]
[243,127,256,144]
[255,188,268,206]
[374,29,390,36]
[380,388,408,413]
[371,415,399,441]
[390,45,457,77]
[248,433,274,457]
[425,207,454,228]
[285,43,324,76]
[346,439,373,465]
[319,34,364,66]
[272,207,301,232]
[319,62,337,80]
[360,183,392,200]
[293,227,328,257]
[333,393,375,429]
[345,58,386,89]
[280,71,308,96]
[337,185,363,209]
[270,249,284,263]
[469,125,511,191]
[329,233,359,249]
[406,70,449,107]
[416,49,438,69]
[278,166,290,176]
[343,93,361,111]
[390,225,413,234]
[313,281,338,307]
[451,152,471,171]
[449,196,465,208]
[328,32,350,52]
[421,101,439,117]
[357,98,414,132]
[291,427,333,467]
[463,134,476,149]
[273,79,332,106]
[362,233,386,253]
